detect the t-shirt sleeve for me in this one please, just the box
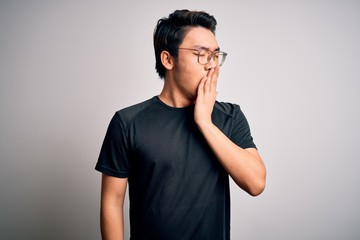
[230,105,257,149]
[95,112,129,178]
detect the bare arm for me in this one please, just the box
[100,174,128,240]
[195,67,266,196]
[196,123,266,196]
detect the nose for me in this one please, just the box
[205,54,217,70]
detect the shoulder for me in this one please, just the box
[213,101,242,118]
[111,97,157,128]
[213,101,250,126]
[117,97,155,117]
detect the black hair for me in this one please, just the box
[153,9,217,79]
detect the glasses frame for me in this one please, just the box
[176,47,228,66]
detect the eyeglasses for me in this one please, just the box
[176,47,227,66]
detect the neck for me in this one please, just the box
[158,80,196,108]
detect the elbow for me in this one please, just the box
[247,180,266,196]
[248,165,267,196]
[234,177,266,196]
[233,162,267,196]
[243,174,266,197]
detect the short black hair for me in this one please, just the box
[153,9,217,79]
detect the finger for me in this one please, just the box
[213,66,220,83]
[209,67,219,93]
[197,77,207,97]
[205,68,215,93]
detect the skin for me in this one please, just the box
[100,26,266,240]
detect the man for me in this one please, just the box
[95,9,266,240]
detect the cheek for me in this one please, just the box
[184,68,203,87]
[178,60,207,91]
[183,63,206,80]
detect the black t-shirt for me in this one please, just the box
[95,96,256,240]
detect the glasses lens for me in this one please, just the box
[215,52,223,66]
[197,49,227,66]
[218,52,227,66]
[198,49,209,65]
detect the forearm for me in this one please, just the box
[197,122,266,196]
[100,203,124,240]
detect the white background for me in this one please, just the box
[1,0,359,239]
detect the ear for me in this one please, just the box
[160,51,174,70]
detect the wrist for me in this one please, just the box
[196,120,215,133]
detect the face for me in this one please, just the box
[169,27,220,100]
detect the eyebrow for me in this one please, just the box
[195,45,221,51]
